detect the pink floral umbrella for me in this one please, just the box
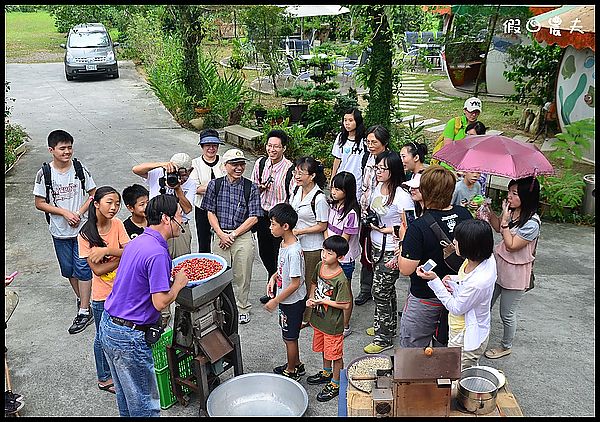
[432,134,554,179]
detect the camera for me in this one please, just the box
[166,171,180,188]
[362,212,380,227]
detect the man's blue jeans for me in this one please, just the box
[99,311,160,417]
[91,300,111,383]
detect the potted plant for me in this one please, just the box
[444,37,484,87]
[249,103,267,125]
[539,170,586,220]
[265,107,289,126]
[278,85,311,124]
[539,118,593,220]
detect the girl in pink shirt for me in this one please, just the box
[326,172,360,337]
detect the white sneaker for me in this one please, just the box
[239,314,251,324]
[343,326,352,337]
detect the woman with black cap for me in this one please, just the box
[189,128,225,253]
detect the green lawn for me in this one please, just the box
[5,11,66,61]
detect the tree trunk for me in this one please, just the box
[474,5,500,96]
[365,11,393,128]
[170,5,203,102]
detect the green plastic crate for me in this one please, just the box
[151,328,173,371]
[155,366,178,410]
[152,334,196,410]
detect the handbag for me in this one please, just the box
[421,213,465,273]
[525,216,541,292]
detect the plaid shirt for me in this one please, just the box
[201,176,262,230]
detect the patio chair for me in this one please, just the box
[421,31,434,44]
[404,31,418,48]
[280,54,311,88]
[342,48,370,82]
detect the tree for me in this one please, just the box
[349,5,424,128]
[164,5,214,104]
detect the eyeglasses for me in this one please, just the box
[365,140,381,146]
[292,170,308,176]
[266,144,283,150]
[374,166,389,172]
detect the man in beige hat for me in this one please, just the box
[201,148,262,324]
[132,152,196,258]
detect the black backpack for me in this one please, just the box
[213,176,257,232]
[257,156,295,202]
[292,185,324,218]
[41,158,86,224]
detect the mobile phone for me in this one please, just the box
[422,259,437,272]
[393,225,401,237]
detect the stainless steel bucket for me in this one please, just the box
[457,366,499,415]
[206,373,309,416]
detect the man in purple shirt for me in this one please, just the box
[99,194,188,417]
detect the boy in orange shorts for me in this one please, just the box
[306,235,352,401]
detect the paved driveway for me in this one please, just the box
[4,61,595,416]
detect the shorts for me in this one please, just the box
[312,326,344,361]
[279,299,306,341]
[52,236,92,281]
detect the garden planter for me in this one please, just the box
[254,109,267,125]
[194,107,211,116]
[285,103,308,124]
[448,67,466,87]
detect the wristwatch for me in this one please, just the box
[501,224,509,229]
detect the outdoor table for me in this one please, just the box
[412,43,442,69]
[298,53,328,61]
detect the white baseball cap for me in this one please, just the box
[402,173,421,189]
[170,153,192,170]
[221,148,249,164]
[464,97,482,112]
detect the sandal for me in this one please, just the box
[98,382,116,394]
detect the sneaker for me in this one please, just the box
[5,397,24,415]
[307,370,333,385]
[259,295,272,304]
[316,382,340,402]
[281,369,300,381]
[238,314,251,324]
[68,311,93,334]
[274,362,306,376]
[5,390,24,403]
[343,326,352,337]
[354,293,372,306]
[366,326,375,336]
[364,342,393,354]
[484,346,512,359]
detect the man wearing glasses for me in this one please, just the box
[132,153,196,258]
[201,149,262,324]
[251,130,296,305]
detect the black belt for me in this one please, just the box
[111,316,152,332]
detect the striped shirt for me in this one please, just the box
[201,177,262,230]
[251,156,294,211]
[359,154,377,218]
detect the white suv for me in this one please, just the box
[61,23,119,81]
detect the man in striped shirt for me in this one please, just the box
[251,129,295,304]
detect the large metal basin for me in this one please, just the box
[206,373,308,416]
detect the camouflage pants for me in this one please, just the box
[371,245,399,346]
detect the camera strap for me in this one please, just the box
[158,168,167,195]
[374,228,387,265]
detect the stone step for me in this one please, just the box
[404,118,440,128]
[395,97,427,102]
[398,93,429,97]
[433,96,452,101]
[395,103,418,109]
[512,134,531,143]
[487,129,504,136]
[399,114,423,122]
[398,91,429,95]
[425,123,448,133]
[541,138,558,152]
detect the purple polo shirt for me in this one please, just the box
[105,227,172,325]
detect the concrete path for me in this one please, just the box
[4,61,595,417]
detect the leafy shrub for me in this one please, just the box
[5,123,29,169]
[303,101,339,140]
[202,112,226,129]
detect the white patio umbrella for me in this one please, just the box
[280,5,350,40]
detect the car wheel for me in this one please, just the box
[66,73,74,81]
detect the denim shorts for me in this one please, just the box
[52,236,92,280]
[279,299,306,341]
[340,260,356,283]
